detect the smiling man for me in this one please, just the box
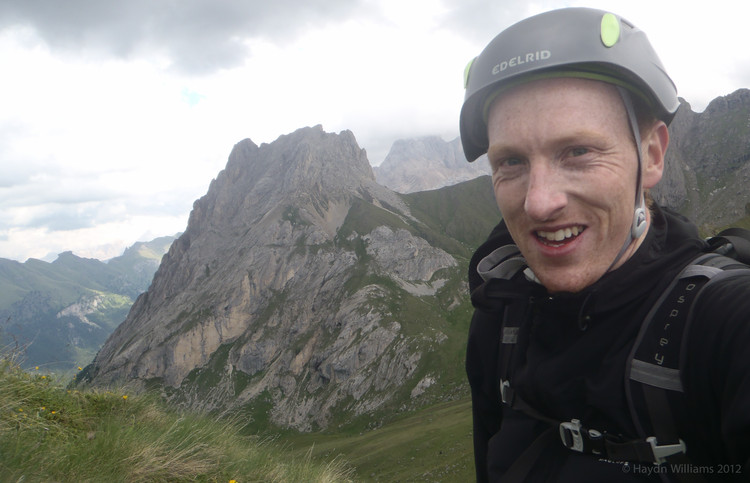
[461,8,750,482]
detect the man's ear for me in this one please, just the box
[642,121,669,189]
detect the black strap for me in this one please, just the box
[642,384,679,442]
[498,427,556,483]
[708,227,750,264]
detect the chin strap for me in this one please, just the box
[606,87,647,273]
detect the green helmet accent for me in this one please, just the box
[459,7,679,162]
[600,13,621,47]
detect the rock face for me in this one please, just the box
[581,89,750,230]
[652,89,750,230]
[374,136,490,193]
[83,126,468,431]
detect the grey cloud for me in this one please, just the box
[0,176,121,208]
[436,0,546,45]
[27,208,97,232]
[0,0,374,75]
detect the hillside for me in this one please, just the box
[0,236,177,375]
[0,353,351,482]
[79,126,500,434]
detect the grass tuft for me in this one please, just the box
[0,347,353,482]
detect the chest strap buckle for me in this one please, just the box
[647,437,687,464]
[560,419,604,454]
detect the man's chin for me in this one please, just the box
[531,266,601,294]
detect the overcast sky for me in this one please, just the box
[2,0,749,263]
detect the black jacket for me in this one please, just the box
[466,205,750,482]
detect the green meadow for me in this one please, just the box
[0,349,475,482]
[284,398,475,482]
[0,352,352,482]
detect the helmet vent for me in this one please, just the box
[600,13,621,47]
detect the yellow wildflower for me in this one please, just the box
[78,366,83,371]
[122,395,128,400]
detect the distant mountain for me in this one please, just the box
[0,235,177,374]
[373,136,490,193]
[80,126,500,432]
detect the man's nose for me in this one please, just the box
[523,162,567,221]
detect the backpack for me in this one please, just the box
[473,227,750,482]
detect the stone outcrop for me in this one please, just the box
[652,89,750,230]
[83,126,464,431]
[374,136,490,193]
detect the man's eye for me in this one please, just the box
[569,147,590,157]
[492,157,527,176]
[495,157,525,168]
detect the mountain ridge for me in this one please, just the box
[0,235,178,374]
[80,126,493,431]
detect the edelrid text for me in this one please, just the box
[492,50,551,74]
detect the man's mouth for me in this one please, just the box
[536,226,585,246]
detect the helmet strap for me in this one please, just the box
[606,86,646,273]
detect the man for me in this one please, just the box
[461,8,750,482]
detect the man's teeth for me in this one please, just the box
[537,226,583,242]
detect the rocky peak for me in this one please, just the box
[374,136,490,193]
[81,126,462,431]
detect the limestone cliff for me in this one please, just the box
[374,136,490,193]
[83,126,473,431]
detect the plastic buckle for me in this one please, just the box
[499,379,510,404]
[559,419,584,452]
[647,437,687,464]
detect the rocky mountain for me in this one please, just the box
[652,89,750,230]
[373,136,491,193]
[0,236,176,374]
[80,126,499,431]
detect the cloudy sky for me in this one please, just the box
[2,0,749,262]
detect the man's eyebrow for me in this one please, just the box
[488,131,611,158]
[487,143,517,160]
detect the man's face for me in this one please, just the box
[486,77,650,293]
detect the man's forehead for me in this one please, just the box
[486,78,631,146]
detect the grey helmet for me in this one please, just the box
[460,7,679,162]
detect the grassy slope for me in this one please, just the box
[403,175,500,257]
[284,397,475,482]
[0,353,352,482]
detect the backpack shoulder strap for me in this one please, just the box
[626,251,750,478]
